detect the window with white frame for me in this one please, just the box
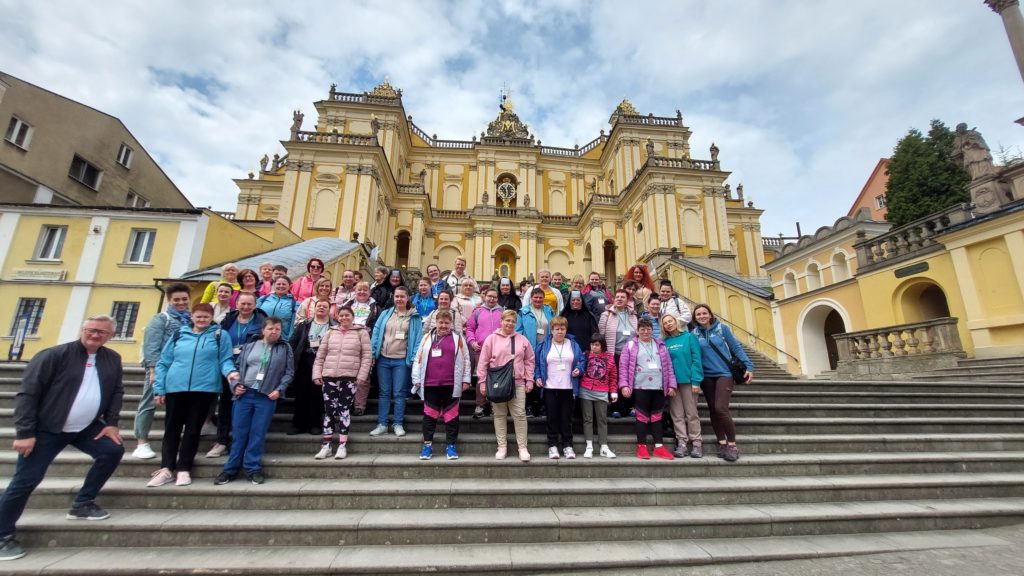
[33,225,67,261]
[69,155,103,189]
[10,298,45,336]
[116,143,134,168]
[874,195,886,209]
[4,116,32,149]
[125,228,156,264]
[126,190,150,208]
[110,301,140,339]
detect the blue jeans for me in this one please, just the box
[0,420,124,538]
[223,388,277,475]
[376,356,410,426]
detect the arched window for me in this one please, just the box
[832,252,850,282]
[806,263,822,291]
[783,272,797,298]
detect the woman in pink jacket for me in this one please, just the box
[312,306,372,460]
[477,309,536,462]
[618,317,678,460]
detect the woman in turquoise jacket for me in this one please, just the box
[661,314,704,458]
[516,288,555,417]
[148,303,238,488]
[256,276,300,339]
[369,286,423,437]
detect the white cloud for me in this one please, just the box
[1,0,1021,237]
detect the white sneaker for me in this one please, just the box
[175,471,192,486]
[599,445,617,459]
[132,443,156,460]
[314,445,331,460]
[205,443,227,458]
[335,444,347,460]
[563,447,576,460]
[393,425,406,437]
[583,446,594,458]
[369,424,387,436]
[548,447,560,460]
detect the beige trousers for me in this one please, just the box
[491,384,528,449]
[667,386,703,447]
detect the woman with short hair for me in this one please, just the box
[369,285,423,437]
[312,306,372,459]
[534,316,585,459]
[411,310,471,460]
[618,317,677,461]
[478,310,536,462]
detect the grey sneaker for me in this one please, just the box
[722,445,740,462]
[689,445,703,459]
[66,502,110,521]
[673,444,687,458]
[369,424,388,436]
[393,425,406,437]
[0,536,25,561]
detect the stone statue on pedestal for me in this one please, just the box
[290,110,304,138]
[953,123,998,181]
[259,154,269,172]
[710,142,720,163]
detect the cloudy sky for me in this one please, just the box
[2,0,1022,236]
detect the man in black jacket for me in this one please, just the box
[0,315,125,561]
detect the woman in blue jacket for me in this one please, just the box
[691,303,754,462]
[369,286,423,437]
[256,276,300,339]
[534,316,586,459]
[517,288,554,417]
[148,303,238,487]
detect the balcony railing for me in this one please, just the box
[616,114,684,127]
[854,203,974,274]
[292,130,376,146]
[833,317,965,379]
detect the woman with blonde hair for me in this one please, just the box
[297,278,335,322]
[478,309,536,462]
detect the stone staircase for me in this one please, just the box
[911,356,1024,383]
[2,362,1024,574]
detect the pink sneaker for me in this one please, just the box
[146,468,173,487]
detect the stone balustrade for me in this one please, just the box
[432,208,468,219]
[292,130,376,146]
[328,91,402,106]
[397,184,426,196]
[617,114,684,127]
[833,317,965,379]
[542,214,577,225]
[854,203,974,274]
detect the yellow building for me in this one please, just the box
[234,81,767,285]
[0,204,300,361]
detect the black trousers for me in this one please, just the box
[215,376,233,445]
[633,389,666,444]
[543,388,574,449]
[701,376,737,443]
[422,384,460,444]
[291,351,324,431]
[162,391,217,472]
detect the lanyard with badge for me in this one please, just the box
[430,332,445,358]
[618,312,631,336]
[254,345,271,387]
[640,341,659,370]
[233,321,247,355]
[309,321,328,348]
[553,340,568,371]
[393,312,409,340]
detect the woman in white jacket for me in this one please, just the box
[411,310,472,460]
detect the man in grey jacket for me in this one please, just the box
[133,283,191,459]
[0,315,125,561]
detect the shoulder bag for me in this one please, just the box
[487,335,517,403]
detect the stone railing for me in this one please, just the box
[854,203,974,274]
[397,184,426,196]
[650,156,719,171]
[213,211,235,221]
[539,145,579,157]
[328,91,402,107]
[579,134,607,155]
[292,130,376,146]
[617,113,684,127]
[833,317,965,379]
[432,209,468,219]
[542,214,577,225]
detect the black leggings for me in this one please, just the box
[700,376,736,443]
[633,389,666,444]
[292,351,324,431]
[162,391,216,472]
[543,388,574,449]
[423,384,460,444]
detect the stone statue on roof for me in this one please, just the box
[259,154,268,172]
[953,123,997,181]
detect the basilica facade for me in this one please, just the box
[233,80,767,283]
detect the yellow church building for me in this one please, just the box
[233,80,767,286]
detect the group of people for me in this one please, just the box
[0,257,756,560]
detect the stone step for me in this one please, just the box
[958,357,1024,368]
[0,529,1008,575]
[13,497,1024,548]
[12,473,1024,511]
[6,451,1024,480]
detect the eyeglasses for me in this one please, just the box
[309,265,323,270]
[84,328,112,336]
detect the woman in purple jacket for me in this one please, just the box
[618,317,677,460]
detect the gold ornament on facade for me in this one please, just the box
[615,98,638,116]
[486,94,530,139]
[368,78,399,99]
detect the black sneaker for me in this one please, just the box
[66,502,110,521]
[214,472,233,485]
[354,406,365,416]
[0,536,25,561]
[722,445,740,462]
[247,471,266,485]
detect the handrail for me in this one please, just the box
[676,294,801,366]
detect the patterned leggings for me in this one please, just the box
[633,389,666,444]
[322,378,357,440]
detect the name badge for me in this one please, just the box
[431,348,443,358]
[622,330,631,336]
[256,372,265,381]
[557,363,566,371]
[232,346,241,355]
[396,331,406,340]
[536,328,545,335]
[598,299,605,305]
[647,362,658,370]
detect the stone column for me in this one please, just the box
[409,211,424,271]
[987,0,1024,86]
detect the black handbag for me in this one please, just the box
[709,339,748,383]
[487,335,517,403]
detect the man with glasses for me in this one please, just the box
[332,269,358,306]
[0,315,125,561]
